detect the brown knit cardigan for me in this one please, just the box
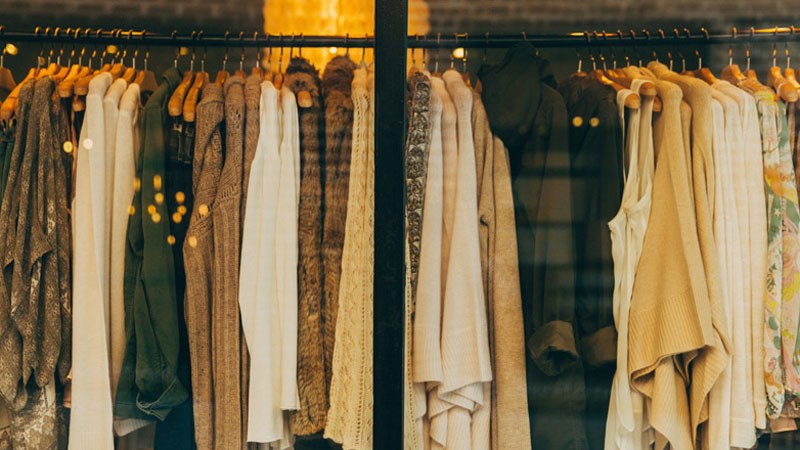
[321,55,356,391]
[184,83,224,450]
[212,75,246,450]
[286,57,328,436]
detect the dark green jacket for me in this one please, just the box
[114,68,189,421]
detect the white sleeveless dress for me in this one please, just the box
[605,78,656,450]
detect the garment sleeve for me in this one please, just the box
[522,90,580,377]
[116,101,189,421]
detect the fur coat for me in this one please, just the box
[286,57,328,436]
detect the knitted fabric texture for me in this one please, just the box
[325,67,374,450]
[184,83,224,450]
[213,75,246,450]
[286,57,328,435]
[241,74,261,223]
[321,55,356,391]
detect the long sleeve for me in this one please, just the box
[69,72,115,450]
[240,82,294,448]
[106,79,131,401]
[183,82,224,450]
[114,68,189,423]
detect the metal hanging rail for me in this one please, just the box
[3,26,800,49]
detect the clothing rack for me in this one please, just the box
[3,26,800,49]
[4,17,800,450]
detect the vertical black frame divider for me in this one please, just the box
[373,0,408,449]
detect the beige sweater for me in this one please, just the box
[627,76,707,450]
[471,92,531,450]
[648,62,731,445]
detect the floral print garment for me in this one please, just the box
[776,101,800,404]
[754,91,786,419]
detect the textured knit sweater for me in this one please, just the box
[184,82,224,450]
[212,75,246,450]
[286,57,328,435]
[325,67,374,450]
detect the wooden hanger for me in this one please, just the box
[591,69,640,109]
[768,41,798,102]
[610,67,662,112]
[182,72,207,123]
[781,38,800,90]
[768,66,798,102]
[132,47,158,96]
[0,68,34,121]
[168,71,194,117]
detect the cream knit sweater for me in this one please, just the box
[713,81,768,431]
[711,85,759,448]
[104,78,128,402]
[70,72,115,450]
[412,72,444,445]
[239,81,296,447]
[325,68,374,449]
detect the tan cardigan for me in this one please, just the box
[471,93,531,450]
[648,63,730,446]
[627,75,712,450]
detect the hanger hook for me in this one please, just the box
[746,27,752,71]
[361,33,367,64]
[435,32,441,72]
[299,33,304,58]
[585,31,596,71]
[345,33,350,57]
[412,34,418,68]
[462,33,468,73]
[278,34,284,73]
[239,31,245,71]
[253,31,260,69]
[267,34,274,71]
[450,33,458,68]
[290,33,295,60]
[789,26,795,69]
[658,27,666,64]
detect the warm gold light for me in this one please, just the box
[264,0,429,67]
[452,47,465,59]
[4,43,18,56]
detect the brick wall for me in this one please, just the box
[0,0,263,33]
[0,0,792,39]
[425,0,796,34]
